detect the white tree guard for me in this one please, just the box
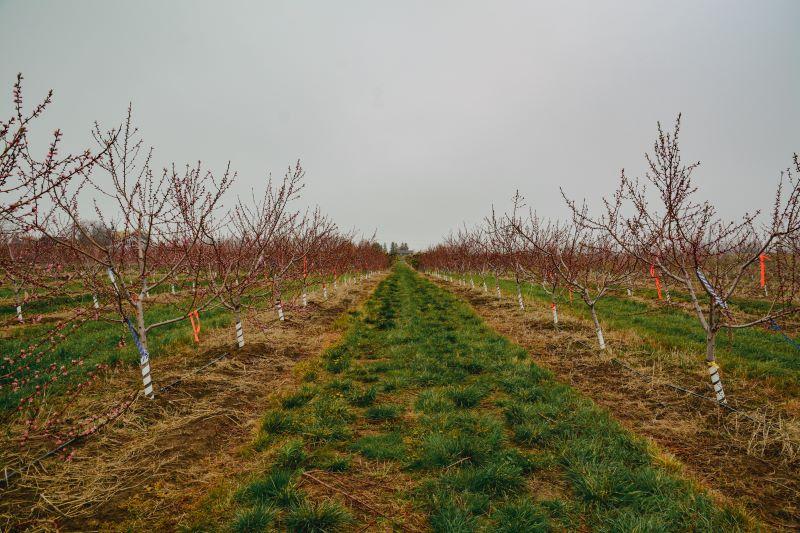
[708,362,727,404]
[236,320,245,348]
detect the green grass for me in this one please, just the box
[477,273,800,390]
[206,263,751,531]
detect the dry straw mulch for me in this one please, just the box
[0,277,385,532]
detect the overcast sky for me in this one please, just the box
[2,1,798,249]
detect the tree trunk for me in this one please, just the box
[705,307,727,404]
[551,301,559,325]
[706,330,726,404]
[13,285,23,323]
[134,300,154,399]
[276,298,285,321]
[590,304,606,350]
[516,280,524,310]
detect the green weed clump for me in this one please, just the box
[284,499,352,532]
[347,385,378,406]
[364,403,401,421]
[350,432,406,461]
[446,383,489,408]
[281,385,317,409]
[236,468,301,508]
[231,504,276,533]
[261,410,295,435]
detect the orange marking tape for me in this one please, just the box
[650,265,663,300]
[189,310,201,343]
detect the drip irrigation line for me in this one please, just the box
[609,358,758,423]
[768,319,800,352]
[157,351,230,393]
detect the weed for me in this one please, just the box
[284,499,352,532]
[231,504,275,533]
[275,439,307,469]
[364,403,401,421]
[261,410,295,435]
[281,386,317,409]
[350,432,406,461]
[347,385,378,407]
[491,500,549,532]
[446,383,488,408]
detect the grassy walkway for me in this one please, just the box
[205,264,750,532]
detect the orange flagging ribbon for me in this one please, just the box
[189,310,201,343]
[649,265,663,300]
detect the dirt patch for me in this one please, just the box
[0,276,386,531]
[433,277,800,531]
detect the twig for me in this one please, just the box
[300,471,407,530]
[444,456,470,469]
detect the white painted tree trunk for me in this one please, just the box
[707,361,726,404]
[276,300,285,321]
[323,284,328,300]
[551,302,559,325]
[16,305,23,323]
[516,284,524,310]
[482,280,488,292]
[706,329,727,404]
[590,305,606,350]
[235,320,245,348]
[626,288,632,296]
[302,292,308,307]
[92,294,99,309]
[133,303,154,399]
[171,284,176,294]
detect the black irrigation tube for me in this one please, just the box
[1,350,232,489]
[768,319,800,352]
[609,357,758,423]
[157,351,230,394]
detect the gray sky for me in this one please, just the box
[2,1,798,250]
